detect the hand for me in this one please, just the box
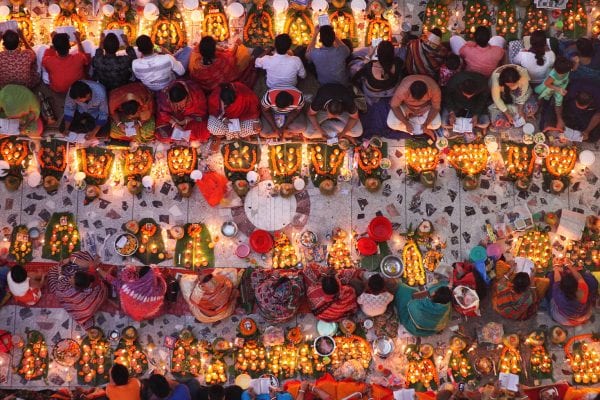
[300,381,310,391]
[221,117,230,126]
[74,31,82,43]
[448,112,456,126]
[559,88,567,96]
[424,128,435,140]
[582,129,591,141]
[504,111,514,125]
[247,388,256,399]
[404,120,414,134]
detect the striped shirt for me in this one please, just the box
[132,53,185,91]
[261,88,305,114]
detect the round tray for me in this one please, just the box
[314,336,336,356]
[52,339,81,367]
[380,255,403,278]
[114,233,138,257]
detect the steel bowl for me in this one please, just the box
[380,255,403,278]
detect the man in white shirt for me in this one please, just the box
[132,35,185,91]
[255,34,306,89]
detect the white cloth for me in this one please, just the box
[255,53,306,89]
[357,292,394,317]
[449,35,506,55]
[132,53,185,91]
[303,110,363,138]
[386,104,441,133]
[513,50,556,84]
[7,274,29,297]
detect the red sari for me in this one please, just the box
[208,82,260,120]
[156,79,209,142]
[189,48,238,92]
[303,263,357,322]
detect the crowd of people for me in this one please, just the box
[1,23,600,143]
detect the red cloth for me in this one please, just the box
[41,49,90,93]
[208,82,260,120]
[189,48,238,92]
[196,171,228,207]
[303,263,358,322]
[156,79,209,142]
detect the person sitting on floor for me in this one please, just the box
[60,80,109,140]
[395,281,452,337]
[0,29,39,88]
[442,71,490,134]
[189,36,241,92]
[357,273,393,317]
[450,25,506,78]
[156,79,208,142]
[255,33,306,90]
[303,263,358,322]
[260,87,305,139]
[404,28,446,79]
[41,31,90,94]
[106,363,141,400]
[548,259,598,326]
[92,32,137,92]
[251,269,305,323]
[109,82,155,142]
[489,64,537,128]
[0,84,43,137]
[207,82,261,140]
[47,251,108,330]
[307,25,351,86]
[305,83,362,142]
[7,264,44,306]
[492,258,540,320]
[146,373,191,400]
[387,74,441,139]
[179,269,240,323]
[98,265,166,322]
[132,35,185,92]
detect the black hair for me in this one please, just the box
[576,91,594,108]
[459,78,479,96]
[560,273,579,300]
[69,81,92,100]
[10,264,27,283]
[224,385,244,400]
[530,30,547,67]
[120,100,140,116]
[168,83,188,103]
[275,90,294,109]
[326,99,344,116]
[498,66,520,105]
[52,33,71,56]
[103,33,119,55]
[429,28,442,38]
[512,272,531,294]
[274,34,292,55]
[367,273,385,294]
[148,374,170,398]
[342,38,353,52]
[220,83,237,106]
[554,56,573,74]
[111,363,129,386]
[139,266,151,278]
[445,54,461,71]
[576,37,594,58]
[321,275,340,295]
[2,30,19,51]
[74,271,95,290]
[319,25,335,47]
[432,286,452,304]
[200,36,217,64]
[474,26,491,48]
[377,40,395,79]
[136,35,154,56]
[409,80,428,100]
[208,384,225,400]
[202,273,214,284]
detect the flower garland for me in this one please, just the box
[223,145,258,173]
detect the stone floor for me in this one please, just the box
[0,135,599,390]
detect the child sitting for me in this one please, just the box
[8,264,44,306]
[535,56,573,107]
[439,53,462,87]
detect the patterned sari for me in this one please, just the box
[303,263,357,322]
[404,37,444,79]
[549,272,598,326]
[492,277,537,320]
[251,270,305,323]
[180,269,239,323]
[109,266,166,321]
[395,281,451,337]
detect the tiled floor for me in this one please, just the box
[0,136,599,389]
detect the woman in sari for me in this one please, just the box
[548,259,598,326]
[404,29,446,79]
[99,265,166,321]
[108,82,155,143]
[207,82,261,140]
[492,269,539,320]
[302,263,357,322]
[251,269,305,323]
[0,84,42,137]
[47,251,108,330]
[179,269,240,323]
[489,64,538,128]
[189,36,246,92]
[394,281,452,337]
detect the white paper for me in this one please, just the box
[453,117,473,133]
[249,378,271,395]
[371,38,383,48]
[171,127,191,141]
[124,122,137,137]
[103,29,126,46]
[557,209,587,241]
[409,114,426,136]
[55,26,77,42]
[116,236,128,248]
[563,127,583,142]
[513,115,526,128]
[227,118,241,133]
[169,204,183,217]
[318,14,330,26]
[0,118,20,135]
[534,0,568,9]
[326,137,339,145]
[393,389,416,400]
[0,20,18,34]
[67,132,87,144]
[499,372,519,392]
[514,257,534,276]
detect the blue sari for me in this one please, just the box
[395,281,451,337]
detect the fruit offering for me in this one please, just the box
[504,144,535,180]
[272,231,299,269]
[269,144,302,183]
[10,225,32,264]
[330,10,355,41]
[495,1,518,40]
[284,11,313,46]
[123,147,153,177]
[223,142,259,179]
[561,0,587,38]
[406,146,439,173]
[204,358,227,384]
[0,137,29,167]
[234,340,268,376]
[79,147,114,185]
[525,331,552,379]
[18,330,48,381]
[327,228,353,270]
[545,146,577,177]
[203,2,229,42]
[77,328,111,386]
[103,0,138,44]
[402,240,425,286]
[423,0,449,36]
[448,337,474,381]
[168,146,197,176]
[133,218,166,264]
[114,327,148,376]
[514,229,551,273]
[171,330,209,378]
[366,17,391,43]
[463,0,491,38]
[565,334,600,385]
[499,334,522,375]
[523,4,548,34]
[244,3,275,47]
[174,223,214,269]
[447,143,489,176]
[42,213,80,261]
[330,335,372,370]
[405,344,439,390]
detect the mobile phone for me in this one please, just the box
[371,38,382,47]
[458,382,465,392]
